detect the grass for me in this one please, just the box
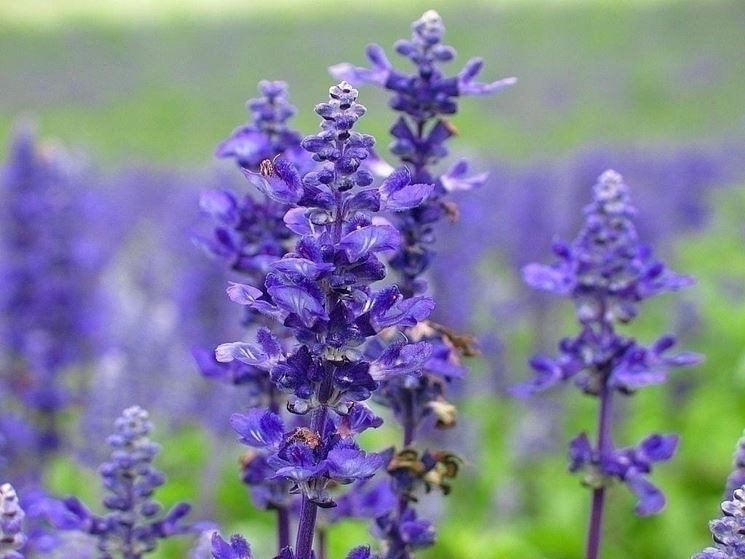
[0,1,743,165]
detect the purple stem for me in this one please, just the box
[277,506,290,551]
[294,377,332,559]
[295,496,318,559]
[585,383,614,559]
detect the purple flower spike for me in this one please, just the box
[215,80,303,170]
[513,171,701,558]
[214,80,436,559]
[45,407,201,557]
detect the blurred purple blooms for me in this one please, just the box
[46,407,201,558]
[513,170,701,521]
[0,125,110,471]
[515,170,702,401]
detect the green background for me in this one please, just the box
[3,1,745,558]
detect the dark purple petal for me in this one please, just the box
[230,410,284,448]
[283,207,311,235]
[339,225,400,261]
[638,434,678,463]
[325,443,384,484]
[339,403,384,437]
[267,283,328,327]
[379,167,434,211]
[369,341,432,380]
[370,288,434,329]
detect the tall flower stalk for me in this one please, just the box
[215,81,436,559]
[512,170,702,559]
[0,124,106,477]
[196,80,306,552]
[331,9,515,296]
[331,11,514,558]
[46,407,200,558]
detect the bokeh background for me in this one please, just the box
[2,1,745,558]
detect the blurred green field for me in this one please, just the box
[1,1,743,164]
[3,1,745,558]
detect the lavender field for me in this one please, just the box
[1,1,745,558]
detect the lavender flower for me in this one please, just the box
[46,406,199,558]
[512,170,702,559]
[199,80,305,278]
[217,81,435,559]
[197,81,310,551]
[331,12,511,557]
[0,124,108,467]
[694,486,745,558]
[0,483,25,559]
[215,80,303,170]
[331,10,514,296]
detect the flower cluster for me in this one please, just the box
[215,80,304,170]
[0,124,109,480]
[331,9,514,296]
[694,486,745,558]
[513,170,701,557]
[46,407,199,558]
[215,81,435,559]
[196,81,310,544]
[198,81,305,279]
[515,170,701,402]
[569,432,678,515]
[330,11,513,557]
[0,483,25,559]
